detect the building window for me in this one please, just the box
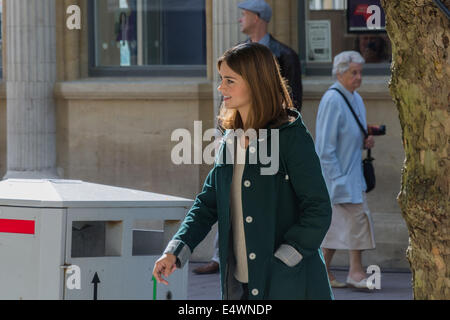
[299,0,392,76]
[89,0,207,77]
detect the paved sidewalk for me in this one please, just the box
[187,262,413,300]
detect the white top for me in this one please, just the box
[230,136,249,283]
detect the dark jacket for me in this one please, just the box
[267,35,303,112]
[167,109,333,300]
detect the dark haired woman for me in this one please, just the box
[153,43,333,300]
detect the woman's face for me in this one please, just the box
[217,61,252,112]
[337,62,363,92]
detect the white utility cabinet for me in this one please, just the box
[0,179,193,300]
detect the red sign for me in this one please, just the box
[348,0,386,33]
[354,4,371,21]
[0,219,35,235]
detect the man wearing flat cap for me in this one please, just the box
[239,0,303,111]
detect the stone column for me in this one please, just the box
[272,0,292,46]
[212,0,246,126]
[4,0,58,179]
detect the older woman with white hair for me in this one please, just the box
[315,51,376,289]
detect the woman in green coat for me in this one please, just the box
[153,43,333,300]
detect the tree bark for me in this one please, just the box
[380,0,450,299]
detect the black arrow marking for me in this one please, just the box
[91,272,100,300]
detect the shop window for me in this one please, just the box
[299,0,392,76]
[88,0,207,77]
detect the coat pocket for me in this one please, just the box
[265,256,306,300]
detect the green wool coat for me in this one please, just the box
[171,110,333,300]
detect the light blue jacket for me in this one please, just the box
[315,81,367,204]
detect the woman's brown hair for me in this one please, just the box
[217,43,295,132]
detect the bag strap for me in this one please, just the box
[329,88,372,159]
[329,88,368,138]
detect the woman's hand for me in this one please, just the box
[153,253,177,285]
[364,135,375,149]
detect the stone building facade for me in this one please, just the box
[0,0,409,269]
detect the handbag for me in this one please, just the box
[329,88,375,193]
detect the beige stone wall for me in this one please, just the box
[56,0,86,81]
[51,0,215,200]
[266,0,299,51]
[54,80,214,200]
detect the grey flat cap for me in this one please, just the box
[238,0,272,23]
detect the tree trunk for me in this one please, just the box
[380,0,450,299]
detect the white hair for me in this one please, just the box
[332,51,365,77]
